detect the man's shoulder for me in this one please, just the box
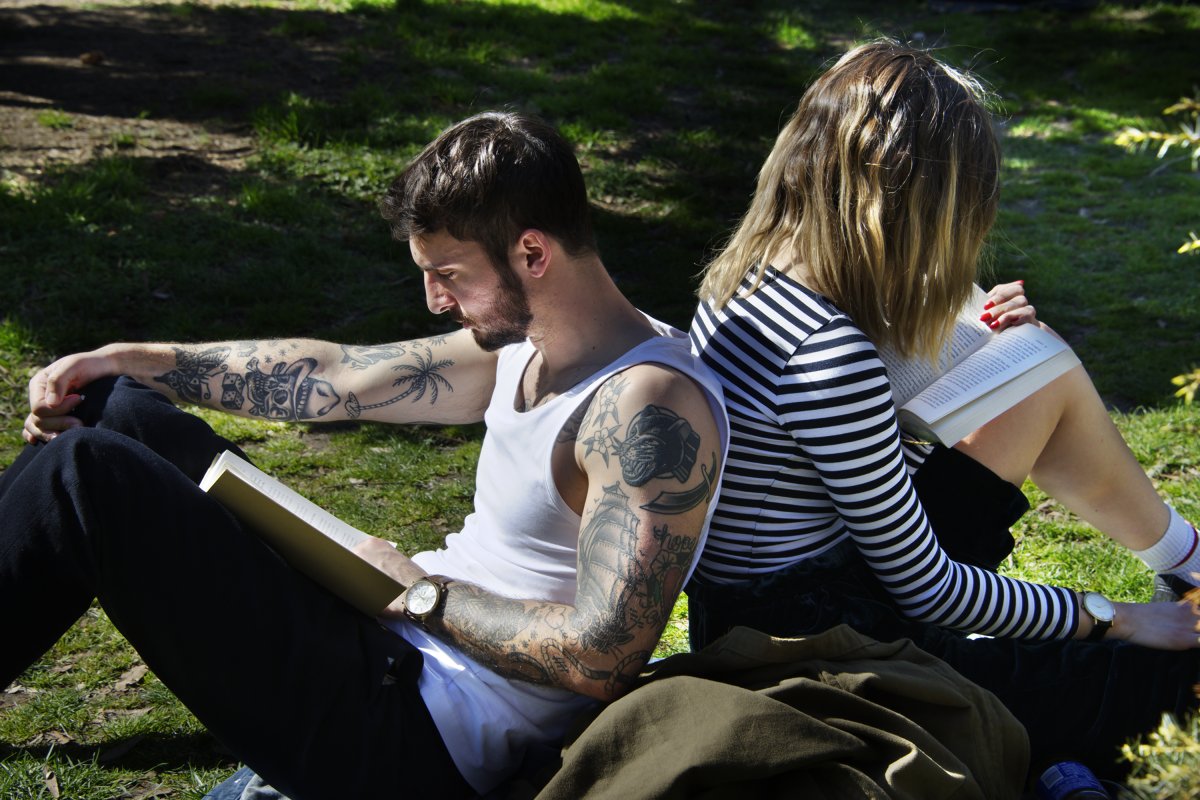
[582,357,726,457]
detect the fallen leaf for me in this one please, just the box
[115,664,149,691]
[79,50,105,66]
[127,781,172,800]
[106,706,153,719]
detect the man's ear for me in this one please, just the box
[512,229,553,278]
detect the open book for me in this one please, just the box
[199,450,404,615]
[877,286,1080,446]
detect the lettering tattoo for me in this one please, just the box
[344,344,454,418]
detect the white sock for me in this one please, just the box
[1133,507,1200,587]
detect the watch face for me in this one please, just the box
[407,580,440,616]
[1084,592,1115,622]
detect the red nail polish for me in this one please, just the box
[979,311,992,322]
[983,301,995,310]
[988,320,1000,329]
[1015,279,1024,285]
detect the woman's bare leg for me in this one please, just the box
[954,364,1170,551]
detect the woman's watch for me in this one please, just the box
[1081,591,1115,641]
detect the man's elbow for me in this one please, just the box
[557,646,649,703]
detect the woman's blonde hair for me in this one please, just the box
[699,40,1000,358]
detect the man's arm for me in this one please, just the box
[24,330,498,442]
[365,363,723,701]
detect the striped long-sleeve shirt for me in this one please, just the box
[689,267,1078,640]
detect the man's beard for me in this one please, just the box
[456,268,533,352]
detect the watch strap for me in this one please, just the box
[1084,616,1112,642]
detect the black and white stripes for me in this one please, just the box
[690,268,1077,640]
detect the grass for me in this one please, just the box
[35,109,73,131]
[1,0,1198,796]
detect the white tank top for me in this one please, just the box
[387,317,728,794]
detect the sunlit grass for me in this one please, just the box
[2,0,1198,795]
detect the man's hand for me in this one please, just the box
[351,537,428,609]
[24,347,123,443]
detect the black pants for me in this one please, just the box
[687,446,1200,781]
[0,377,471,800]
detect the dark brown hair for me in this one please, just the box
[380,111,597,269]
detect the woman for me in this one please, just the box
[688,39,1200,779]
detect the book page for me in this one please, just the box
[907,349,1080,446]
[902,324,1071,420]
[222,456,372,551]
[878,285,992,408]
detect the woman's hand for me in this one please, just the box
[1103,599,1200,650]
[980,281,1036,332]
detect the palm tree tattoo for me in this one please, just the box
[345,345,454,418]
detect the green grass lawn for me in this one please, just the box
[2,0,1198,796]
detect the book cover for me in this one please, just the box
[199,451,404,615]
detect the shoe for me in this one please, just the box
[1151,573,1196,603]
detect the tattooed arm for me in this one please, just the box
[360,364,723,701]
[23,330,497,442]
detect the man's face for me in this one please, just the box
[410,231,533,352]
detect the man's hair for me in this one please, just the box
[699,40,1000,359]
[380,111,597,269]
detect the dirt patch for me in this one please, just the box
[0,0,381,187]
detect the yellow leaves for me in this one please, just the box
[1122,712,1200,798]
[1172,367,1200,405]
[1115,94,1200,168]
[1118,95,1200,405]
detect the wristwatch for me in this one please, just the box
[402,576,449,628]
[1081,591,1115,641]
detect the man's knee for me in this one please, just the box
[42,426,158,487]
[72,375,171,430]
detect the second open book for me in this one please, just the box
[877,285,1080,446]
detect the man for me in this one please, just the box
[3,112,727,798]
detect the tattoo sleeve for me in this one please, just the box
[431,377,719,701]
[149,335,460,422]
